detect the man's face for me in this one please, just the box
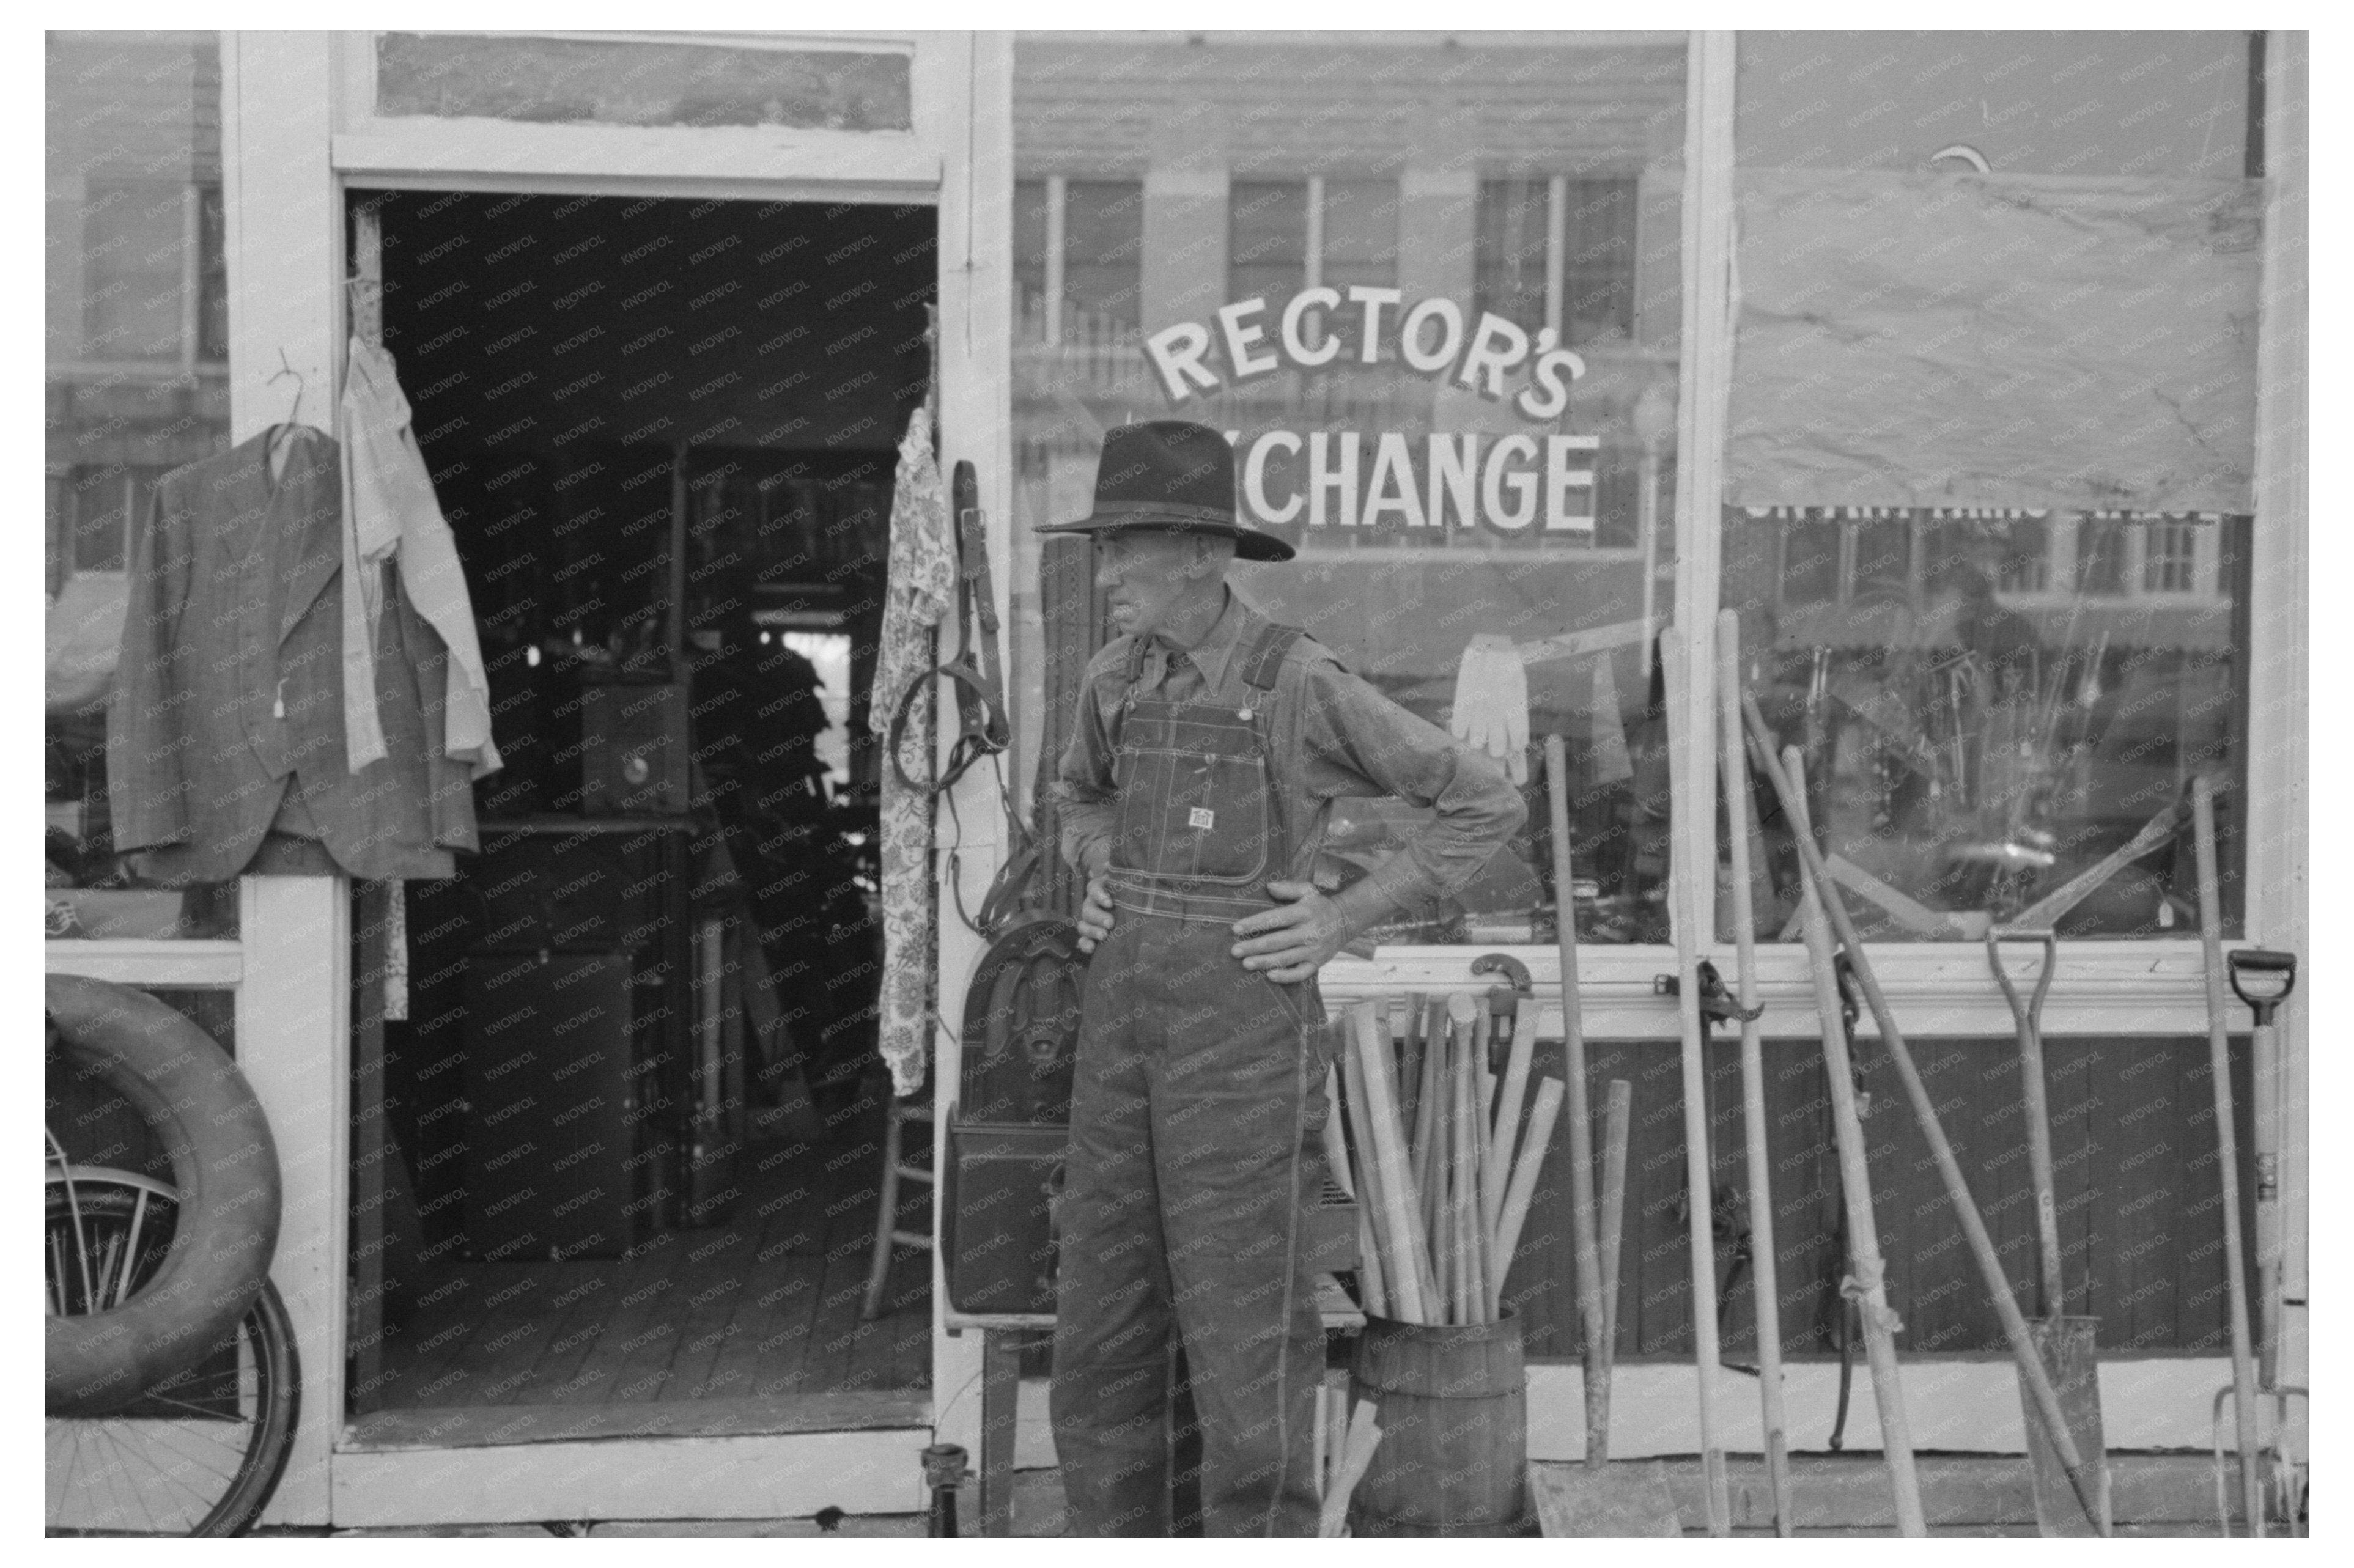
[1094,529,1216,641]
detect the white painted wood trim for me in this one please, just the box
[44,941,243,988]
[329,1427,931,1525]
[331,131,939,197]
[223,31,341,448]
[1321,939,2235,1040]
[1042,174,1066,345]
[240,875,352,1529]
[1670,30,1737,952]
[1004,1356,2235,1468]
[926,27,1013,1465]
[2248,30,2308,1342]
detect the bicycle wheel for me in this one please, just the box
[46,1170,300,1537]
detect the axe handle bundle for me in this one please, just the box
[1345,1003,1430,1325]
[1491,1076,1566,1316]
[1484,1001,1536,1242]
[1741,693,2107,1536]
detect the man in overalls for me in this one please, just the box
[1039,421,1527,1536]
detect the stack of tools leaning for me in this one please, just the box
[1334,994,1562,1328]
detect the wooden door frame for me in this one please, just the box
[220,27,1012,1526]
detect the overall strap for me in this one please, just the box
[1238,624,1307,693]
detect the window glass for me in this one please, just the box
[1061,180,1145,334]
[81,181,188,363]
[1016,35,1688,946]
[1725,508,2247,940]
[1727,31,2260,940]
[1013,177,1052,335]
[196,184,228,363]
[1473,177,1551,337]
[1227,179,1308,307]
[1560,177,1637,345]
[1319,178,1399,293]
[46,32,234,937]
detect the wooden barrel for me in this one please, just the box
[1346,1309,1529,1537]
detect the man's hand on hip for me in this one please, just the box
[1230,880,1380,984]
[1075,872,1116,954]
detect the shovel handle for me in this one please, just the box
[1985,928,2057,1034]
[2227,948,2297,1022]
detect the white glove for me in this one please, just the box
[1449,634,1530,786]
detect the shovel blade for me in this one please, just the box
[1529,1462,1682,1537]
[2018,1315,2110,1537]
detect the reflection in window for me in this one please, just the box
[1063,181,1144,334]
[1228,179,1308,304]
[2076,515,2130,596]
[81,182,193,363]
[2144,520,2197,594]
[1228,177,1398,361]
[1014,35,1688,946]
[1013,177,1144,344]
[1475,177,1551,336]
[1727,507,2245,940]
[1476,175,1638,345]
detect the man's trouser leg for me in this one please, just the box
[1052,915,1326,1537]
[1052,915,1175,1536]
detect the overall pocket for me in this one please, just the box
[1110,704,1273,886]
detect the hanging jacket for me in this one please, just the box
[105,425,479,886]
[340,336,501,779]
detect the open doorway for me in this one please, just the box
[345,190,937,1441]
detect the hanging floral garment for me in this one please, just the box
[870,406,956,1096]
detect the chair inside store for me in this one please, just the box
[347,190,935,1440]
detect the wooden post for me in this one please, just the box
[1783,750,1927,1537]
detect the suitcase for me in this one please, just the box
[943,1116,1066,1316]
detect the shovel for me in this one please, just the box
[1986,927,2109,1537]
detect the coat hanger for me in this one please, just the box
[266,350,307,477]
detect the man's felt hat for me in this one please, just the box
[1035,419,1295,562]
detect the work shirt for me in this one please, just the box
[1053,589,1526,919]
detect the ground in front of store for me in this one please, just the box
[307,1453,2265,1536]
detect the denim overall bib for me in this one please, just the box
[1050,622,1333,1538]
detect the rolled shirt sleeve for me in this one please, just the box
[1051,653,1123,882]
[1294,655,1527,915]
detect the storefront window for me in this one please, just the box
[1725,507,2248,940]
[1014,33,1688,944]
[1725,31,2261,940]
[46,31,235,938]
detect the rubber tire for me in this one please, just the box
[194,1278,302,1537]
[45,974,282,1416]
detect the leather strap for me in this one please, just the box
[888,458,1011,797]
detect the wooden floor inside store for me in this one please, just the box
[355,1084,931,1441]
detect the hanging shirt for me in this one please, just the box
[870,406,955,1097]
[340,336,501,779]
